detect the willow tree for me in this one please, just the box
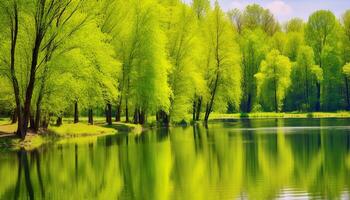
[255,50,292,112]
[126,0,171,124]
[238,29,268,112]
[159,2,206,124]
[305,10,338,111]
[289,46,322,111]
[203,2,241,122]
[96,0,132,122]
[191,0,210,121]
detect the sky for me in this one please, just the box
[183,0,350,23]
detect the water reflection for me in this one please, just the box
[1,118,350,199]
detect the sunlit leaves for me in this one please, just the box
[255,50,292,111]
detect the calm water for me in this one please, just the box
[1,118,350,200]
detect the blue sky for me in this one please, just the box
[183,0,350,22]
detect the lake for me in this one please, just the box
[1,118,350,199]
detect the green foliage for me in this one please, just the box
[204,3,241,114]
[239,29,268,112]
[0,1,350,128]
[255,50,292,112]
[286,46,321,111]
[163,3,205,121]
[343,63,350,77]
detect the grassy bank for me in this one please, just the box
[0,121,124,151]
[209,112,350,120]
[1,111,350,150]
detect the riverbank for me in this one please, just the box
[1,111,350,151]
[209,111,350,120]
[0,122,135,151]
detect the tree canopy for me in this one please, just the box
[0,0,350,135]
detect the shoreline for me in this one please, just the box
[1,112,350,151]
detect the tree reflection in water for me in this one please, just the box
[0,118,350,200]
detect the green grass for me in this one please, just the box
[0,133,45,152]
[49,123,117,137]
[0,118,12,126]
[209,111,350,119]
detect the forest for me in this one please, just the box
[0,0,350,139]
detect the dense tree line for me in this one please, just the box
[0,0,350,137]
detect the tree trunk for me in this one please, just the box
[157,110,169,126]
[316,82,321,111]
[8,3,25,138]
[139,110,146,125]
[246,94,252,113]
[125,98,129,122]
[106,103,112,125]
[88,109,93,125]
[133,108,139,124]
[11,108,17,124]
[21,27,43,138]
[34,103,41,132]
[29,113,35,130]
[56,116,62,126]
[74,101,79,123]
[41,114,49,129]
[34,65,49,132]
[195,97,202,121]
[345,77,350,110]
[205,73,220,122]
[274,83,278,113]
[115,103,121,122]
[192,100,196,121]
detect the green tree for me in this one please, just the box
[239,29,268,112]
[305,10,339,111]
[255,50,292,112]
[241,4,280,35]
[161,2,206,123]
[341,10,350,109]
[203,2,241,122]
[343,63,350,109]
[288,46,322,111]
[285,18,304,33]
[191,0,210,19]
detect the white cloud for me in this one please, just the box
[267,0,292,16]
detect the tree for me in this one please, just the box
[284,18,304,33]
[305,10,338,111]
[203,2,241,122]
[127,0,171,124]
[238,29,268,112]
[0,0,22,135]
[288,46,322,111]
[227,8,243,34]
[161,2,206,123]
[343,63,350,109]
[191,0,210,19]
[241,4,280,35]
[341,10,350,110]
[285,32,304,62]
[255,50,292,112]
